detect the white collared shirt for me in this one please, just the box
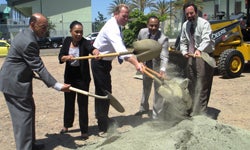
[180,17,214,55]
[93,17,131,61]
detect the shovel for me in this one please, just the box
[169,50,217,68]
[188,52,217,68]
[143,66,183,99]
[72,39,162,62]
[33,76,125,113]
[142,67,176,98]
[69,87,125,113]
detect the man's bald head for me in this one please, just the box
[29,13,47,25]
[29,13,48,38]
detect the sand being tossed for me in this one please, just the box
[81,115,250,150]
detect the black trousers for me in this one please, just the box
[63,78,89,134]
[91,59,112,132]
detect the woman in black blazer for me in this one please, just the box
[58,20,98,139]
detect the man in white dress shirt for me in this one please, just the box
[91,4,142,134]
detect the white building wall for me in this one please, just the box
[14,0,92,37]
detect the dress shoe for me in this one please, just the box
[81,133,89,140]
[60,127,68,134]
[32,143,45,150]
[134,110,150,116]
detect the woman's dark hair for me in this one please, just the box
[69,20,82,29]
[183,2,197,13]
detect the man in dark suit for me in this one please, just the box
[0,13,70,150]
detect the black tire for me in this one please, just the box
[51,42,58,48]
[218,49,244,78]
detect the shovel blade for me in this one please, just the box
[201,52,217,68]
[157,83,183,100]
[157,85,173,100]
[133,39,162,62]
[104,90,125,113]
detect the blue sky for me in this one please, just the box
[92,0,113,21]
[0,0,6,4]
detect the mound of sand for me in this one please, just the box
[82,115,250,150]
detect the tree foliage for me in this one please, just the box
[130,0,155,13]
[151,0,169,17]
[47,18,56,37]
[123,9,147,47]
[93,12,107,32]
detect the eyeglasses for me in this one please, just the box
[36,24,48,30]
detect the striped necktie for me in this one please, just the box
[189,23,195,53]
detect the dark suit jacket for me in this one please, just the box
[0,28,57,98]
[58,36,95,85]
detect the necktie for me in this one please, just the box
[148,33,157,41]
[118,26,123,64]
[190,23,195,35]
[189,23,195,53]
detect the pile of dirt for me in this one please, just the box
[82,115,250,150]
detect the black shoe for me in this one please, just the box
[81,133,89,140]
[60,127,68,134]
[134,110,149,116]
[32,143,45,150]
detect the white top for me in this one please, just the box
[93,17,132,61]
[69,47,80,66]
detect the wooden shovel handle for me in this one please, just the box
[142,67,162,85]
[72,51,133,60]
[144,66,161,77]
[69,87,108,99]
[142,67,154,79]
[187,54,201,58]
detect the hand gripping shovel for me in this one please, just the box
[72,39,162,62]
[33,76,125,113]
[188,52,217,68]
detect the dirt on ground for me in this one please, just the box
[0,53,250,150]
